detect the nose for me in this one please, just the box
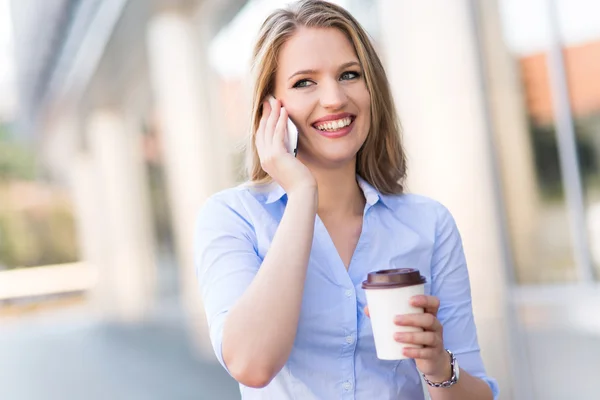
[319,80,348,110]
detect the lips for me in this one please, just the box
[312,116,356,139]
[311,112,356,127]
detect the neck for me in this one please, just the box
[310,162,365,219]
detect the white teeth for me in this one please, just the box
[316,117,352,131]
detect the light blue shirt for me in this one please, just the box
[194,176,499,399]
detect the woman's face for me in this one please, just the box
[273,27,371,169]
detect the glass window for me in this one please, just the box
[496,0,582,284]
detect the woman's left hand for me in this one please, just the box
[394,295,451,381]
[365,295,451,382]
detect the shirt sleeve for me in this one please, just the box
[194,193,262,373]
[430,202,500,399]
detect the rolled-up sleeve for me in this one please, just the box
[194,193,262,372]
[430,203,500,399]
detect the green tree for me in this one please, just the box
[0,124,78,270]
[0,124,36,181]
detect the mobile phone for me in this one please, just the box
[269,95,298,157]
[285,118,298,157]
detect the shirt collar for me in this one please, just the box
[262,175,392,209]
[264,181,286,204]
[356,175,389,208]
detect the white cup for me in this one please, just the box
[362,268,427,360]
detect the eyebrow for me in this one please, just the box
[287,61,361,81]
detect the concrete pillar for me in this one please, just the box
[42,116,79,185]
[378,0,512,396]
[69,153,104,309]
[146,11,225,356]
[476,0,540,284]
[86,109,156,321]
[58,114,107,313]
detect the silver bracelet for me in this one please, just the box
[422,349,459,388]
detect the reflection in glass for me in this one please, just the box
[496,0,579,284]
[561,40,600,277]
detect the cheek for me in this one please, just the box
[359,98,371,130]
[352,86,371,122]
[362,104,372,132]
[361,94,371,119]
[283,100,312,129]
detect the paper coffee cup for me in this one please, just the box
[362,268,427,360]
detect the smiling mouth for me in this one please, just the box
[313,116,355,132]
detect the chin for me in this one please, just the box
[301,139,364,168]
[313,150,359,168]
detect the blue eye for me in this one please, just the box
[293,79,313,88]
[340,71,361,80]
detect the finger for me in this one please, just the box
[402,346,442,360]
[256,100,270,153]
[264,97,280,145]
[273,106,288,151]
[394,331,441,348]
[394,313,442,332]
[364,306,370,318]
[410,295,440,316]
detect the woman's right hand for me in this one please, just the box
[256,96,316,195]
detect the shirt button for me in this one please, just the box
[345,289,353,297]
[345,335,354,344]
[343,381,352,391]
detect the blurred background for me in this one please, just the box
[0,0,599,399]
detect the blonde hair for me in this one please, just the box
[246,0,407,194]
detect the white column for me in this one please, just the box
[69,153,105,310]
[146,11,228,356]
[43,116,79,185]
[476,0,540,282]
[86,109,156,321]
[379,0,512,395]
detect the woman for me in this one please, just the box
[195,1,499,399]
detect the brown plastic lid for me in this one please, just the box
[361,268,426,289]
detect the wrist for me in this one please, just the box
[287,183,317,200]
[424,350,453,382]
[422,349,460,388]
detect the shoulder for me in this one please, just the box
[196,182,276,228]
[200,182,269,211]
[196,184,253,225]
[385,193,453,222]
[381,193,460,242]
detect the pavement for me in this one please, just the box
[2,298,600,400]
[0,304,240,400]
[523,327,600,400]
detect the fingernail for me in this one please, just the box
[394,332,406,341]
[394,316,406,324]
